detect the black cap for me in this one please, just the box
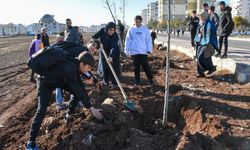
[219,1,225,6]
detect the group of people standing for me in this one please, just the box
[26,15,154,150]
[189,1,234,77]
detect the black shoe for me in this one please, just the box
[196,74,205,78]
[135,80,140,85]
[30,78,36,83]
[215,53,221,57]
[207,66,217,75]
[221,53,227,58]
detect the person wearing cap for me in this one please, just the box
[64,18,80,44]
[41,27,50,47]
[25,51,103,150]
[92,22,121,88]
[28,34,44,83]
[125,15,154,86]
[217,1,233,58]
[194,11,217,77]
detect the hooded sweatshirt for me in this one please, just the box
[28,39,43,57]
[125,25,152,56]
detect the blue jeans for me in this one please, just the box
[55,88,64,104]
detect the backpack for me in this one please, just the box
[27,42,86,75]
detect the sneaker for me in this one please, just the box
[196,74,205,78]
[75,101,84,110]
[26,141,39,150]
[215,52,221,57]
[221,53,227,58]
[64,113,73,124]
[56,103,67,110]
[207,66,217,75]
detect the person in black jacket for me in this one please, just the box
[64,18,80,44]
[92,22,120,88]
[218,1,233,58]
[41,27,50,47]
[117,20,125,46]
[151,29,157,47]
[189,10,199,48]
[25,51,103,150]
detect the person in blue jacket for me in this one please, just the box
[195,11,218,78]
[92,22,120,88]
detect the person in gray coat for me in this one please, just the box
[64,18,80,44]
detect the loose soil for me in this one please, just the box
[0,36,249,150]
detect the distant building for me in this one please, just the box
[147,1,159,23]
[27,14,65,34]
[0,23,26,36]
[230,0,250,22]
[141,9,148,25]
[187,0,197,15]
[158,0,187,22]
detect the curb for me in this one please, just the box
[155,39,250,84]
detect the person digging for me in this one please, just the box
[26,51,103,150]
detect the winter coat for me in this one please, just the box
[92,22,121,76]
[219,6,233,36]
[209,13,219,29]
[194,20,218,50]
[64,26,80,44]
[189,16,199,32]
[41,33,50,47]
[28,39,43,57]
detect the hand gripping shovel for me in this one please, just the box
[101,48,136,111]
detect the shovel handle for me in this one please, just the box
[101,48,129,101]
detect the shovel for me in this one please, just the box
[101,48,136,111]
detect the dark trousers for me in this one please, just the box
[30,71,35,79]
[197,46,214,75]
[131,54,153,82]
[102,57,120,85]
[218,36,228,54]
[29,77,87,142]
[191,30,196,47]
[152,38,156,47]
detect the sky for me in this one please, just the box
[0,0,231,27]
[0,0,154,27]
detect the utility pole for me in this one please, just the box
[163,0,171,125]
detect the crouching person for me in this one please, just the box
[195,11,217,78]
[26,51,103,150]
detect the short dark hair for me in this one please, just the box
[59,32,64,36]
[219,1,225,6]
[135,15,142,21]
[66,18,71,22]
[203,3,208,7]
[210,6,215,11]
[35,33,41,39]
[93,40,101,49]
[192,10,197,14]
[78,51,95,67]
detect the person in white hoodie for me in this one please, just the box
[125,15,154,85]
